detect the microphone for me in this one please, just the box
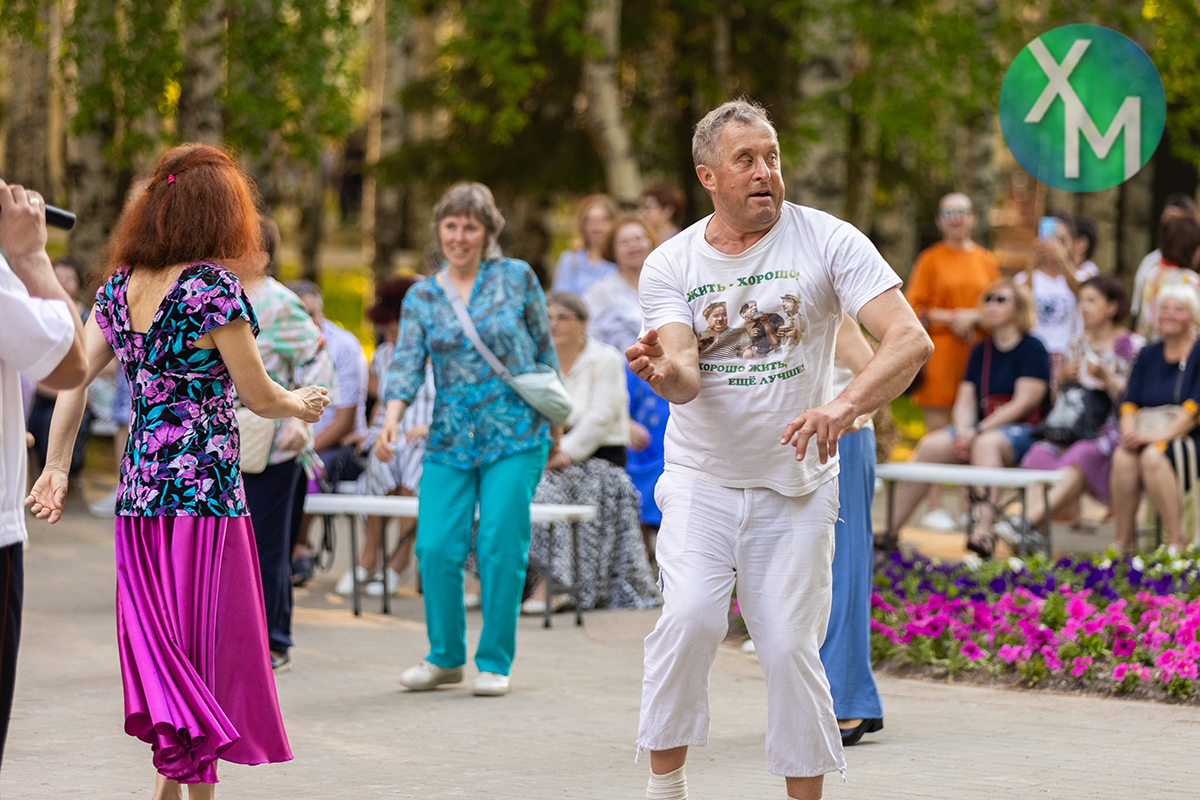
[45,204,76,231]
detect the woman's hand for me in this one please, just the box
[948,309,979,340]
[292,386,330,423]
[278,418,308,452]
[25,469,69,524]
[374,422,400,462]
[953,426,976,460]
[545,447,572,470]
[629,421,651,452]
[1058,359,1080,384]
[404,425,429,445]
[1120,430,1149,451]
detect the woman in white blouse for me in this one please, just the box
[523,293,660,614]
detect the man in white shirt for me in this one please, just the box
[0,181,87,766]
[626,100,930,800]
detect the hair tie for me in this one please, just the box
[167,174,176,185]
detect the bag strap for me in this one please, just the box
[437,271,516,385]
[980,339,992,415]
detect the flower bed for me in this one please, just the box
[870,550,1200,701]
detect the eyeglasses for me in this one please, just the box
[984,294,1012,304]
[939,209,971,220]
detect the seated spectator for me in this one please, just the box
[333,276,435,596]
[888,279,1051,558]
[552,194,617,295]
[524,293,659,613]
[1022,276,1143,529]
[1112,285,1200,555]
[1134,215,1200,339]
[1071,216,1101,278]
[288,279,369,585]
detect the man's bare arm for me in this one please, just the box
[625,323,701,405]
[782,288,931,463]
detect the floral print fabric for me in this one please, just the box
[383,258,558,469]
[93,262,259,516]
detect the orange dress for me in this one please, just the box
[905,242,999,408]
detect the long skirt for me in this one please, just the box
[529,458,661,610]
[114,514,292,784]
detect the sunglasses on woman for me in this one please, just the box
[984,294,1012,304]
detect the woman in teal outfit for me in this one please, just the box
[375,182,559,697]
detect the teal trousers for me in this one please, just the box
[416,445,547,675]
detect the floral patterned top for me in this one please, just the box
[383,258,558,469]
[94,262,258,516]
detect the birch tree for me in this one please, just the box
[581,0,641,204]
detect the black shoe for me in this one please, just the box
[839,718,883,746]
[291,555,314,586]
[271,650,291,673]
[965,532,995,560]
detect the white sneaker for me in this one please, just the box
[335,566,372,595]
[399,660,463,691]
[993,519,1021,547]
[473,672,510,696]
[365,567,404,596]
[520,597,545,615]
[919,508,959,531]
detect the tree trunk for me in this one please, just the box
[236,0,281,209]
[66,0,122,280]
[1078,187,1119,274]
[364,0,410,283]
[581,0,641,205]
[955,115,1000,248]
[299,158,325,283]
[178,0,224,145]
[1118,162,1155,280]
[875,182,918,280]
[5,0,52,193]
[790,0,850,216]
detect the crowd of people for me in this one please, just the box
[2,95,1198,800]
[898,192,1200,559]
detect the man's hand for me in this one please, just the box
[626,328,668,387]
[0,181,49,275]
[780,397,858,464]
[25,468,69,524]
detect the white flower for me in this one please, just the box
[961,553,983,570]
[1132,556,1145,571]
[1007,556,1025,573]
[1100,559,1112,569]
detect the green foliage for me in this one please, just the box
[1147,0,1200,168]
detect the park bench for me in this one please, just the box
[875,462,1064,555]
[304,487,597,628]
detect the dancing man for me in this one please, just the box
[626,99,930,800]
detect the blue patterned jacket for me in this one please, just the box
[383,258,559,469]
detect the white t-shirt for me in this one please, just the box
[639,202,900,496]
[0,254,76,548]
[313,318,368,441]
[1015,269,1080,355]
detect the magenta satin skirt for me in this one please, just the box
[113,514,292,784]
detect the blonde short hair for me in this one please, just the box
[1157,282,1200,321]
[978,278,1037,336]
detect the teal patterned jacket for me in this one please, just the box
[383,258,558,469]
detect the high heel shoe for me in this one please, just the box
[840,718,883,746]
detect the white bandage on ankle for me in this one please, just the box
[646,766,687,800]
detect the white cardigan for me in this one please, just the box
[560,338,631,463]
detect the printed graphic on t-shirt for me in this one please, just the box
[691,275,809,387]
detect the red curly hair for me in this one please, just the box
[101,143,261,280]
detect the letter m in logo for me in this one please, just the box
[1024,38,1141,180]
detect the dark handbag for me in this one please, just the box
[1039,385,1113,445]
[979,339,1043,425]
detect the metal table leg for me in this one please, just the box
[884,480,896,550]
[348,514,361,617]
[573,521,583,627]
[380,517,391,615]
[1041,482,1052,556]
[1017,486,1027,557]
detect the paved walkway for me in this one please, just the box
[5,502,1200,799]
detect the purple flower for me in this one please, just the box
[1113,638,1137,657]
[1070,656,1093,677]
[960,640,985,661]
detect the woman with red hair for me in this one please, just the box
[26,143,328,797]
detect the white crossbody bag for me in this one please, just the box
[438,272,573,426]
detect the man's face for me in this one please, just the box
[698,121,784,233]
[782,297,798,314]
[741,301,758,320]
[709,305,728,332]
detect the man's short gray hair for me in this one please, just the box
[431,181,506,259]
[692,99,775,168]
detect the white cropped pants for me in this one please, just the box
[637,470,846,778]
